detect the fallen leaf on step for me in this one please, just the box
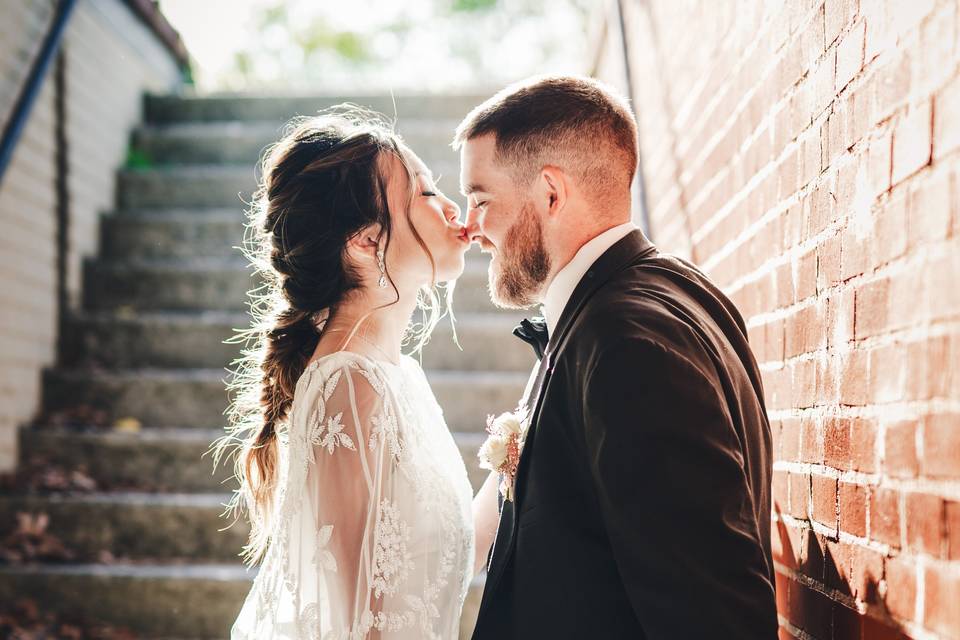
[112,417,141,433]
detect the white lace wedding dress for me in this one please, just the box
[231,351,476,639]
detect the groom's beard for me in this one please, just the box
[489,202,551,309]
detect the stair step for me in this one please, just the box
[0,492,247,562]
[41,367,526,432]
[41,367,234,429]
[96,212,492,267]
[62,310,246,369]
[100,209,246,261]
[422,312,534,372]
[145,93,489,125]
[82,258,256,312]
[428,369,528,432]
[451,259,503,313]
[81,254,503,314]
[18,427,234,493]
[116,165,256,209]
[133,119,463,168]
[0,562,253,638]
[18,427,489,494]
[62,308,530,371]
[116,162,461,209]
[0,563,484,639]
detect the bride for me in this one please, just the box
[217,108,496,639]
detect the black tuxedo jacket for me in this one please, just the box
[471,230,779,639]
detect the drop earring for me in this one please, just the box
[377,247,387,288]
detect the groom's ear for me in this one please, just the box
[540,166,567,217]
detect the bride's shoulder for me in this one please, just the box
[297,350,399,394]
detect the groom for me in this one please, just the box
[456,76,779,638]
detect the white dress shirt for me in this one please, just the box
[540,221,639,336]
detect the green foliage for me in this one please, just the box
[124,148,152,170]
[208,0,592,91]
[294,24,369,63]
[451,0,498,11]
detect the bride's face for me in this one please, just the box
[381,148,469,286]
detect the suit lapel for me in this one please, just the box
[479,229,658,605]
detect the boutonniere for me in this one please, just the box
[477,406,530,502]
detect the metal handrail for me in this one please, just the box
[0,0,78,189]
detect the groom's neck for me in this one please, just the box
[542,209,633,293]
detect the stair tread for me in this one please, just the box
[1,491,232,506]
[29,425,489,441]
[0,562,255,579]
[49,365,528,380]
[71,308,518,324]
[138,118,464,136]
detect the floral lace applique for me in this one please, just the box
[368,410,401,458]
[312,412,356,454]
[372,499,414,598]
[312,524,338,573]
[348,359,385,396]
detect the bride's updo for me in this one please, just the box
[214,108,428,564]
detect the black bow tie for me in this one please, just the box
[513,317,549,359]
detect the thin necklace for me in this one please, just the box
[323,328,399,366]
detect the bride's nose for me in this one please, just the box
[444,200,461,224]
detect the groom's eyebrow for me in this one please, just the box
[461,182,486,196]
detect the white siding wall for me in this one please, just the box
[0,0,183,471]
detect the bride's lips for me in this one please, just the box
[454,226,470,244]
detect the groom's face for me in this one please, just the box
[460,135,551,309]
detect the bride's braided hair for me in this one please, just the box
[211,108,441,565]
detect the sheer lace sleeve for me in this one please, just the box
[296,356,410,637]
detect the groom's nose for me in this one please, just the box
[465,207,483,243]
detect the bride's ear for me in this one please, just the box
[346,224,383,264]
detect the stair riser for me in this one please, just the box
[41,370,233,429]
[83,261,257,312]
[0,566,483,639]
[21,428,488,494]
[82,262,502,314]
[117,168,255,209]
[41,369,524,432]
[134,126,461,168]
[62,314,245,369]
[0,495,247,562]
[100,212,493,265]
[145,94,487,124]
[430,372,527,432]
[117,165,461,209]
[421,320,536,372]
[63,312,531,372]
[19,429,235,493]
[0,568,251,638]
[100,214,247,261]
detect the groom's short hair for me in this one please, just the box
[453,75,638,200]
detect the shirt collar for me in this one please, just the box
[541,221,639,335]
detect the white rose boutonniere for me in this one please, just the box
[477,406,530,502]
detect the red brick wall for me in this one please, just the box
[597,1,960,637]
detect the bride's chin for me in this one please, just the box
[440,253,467,281]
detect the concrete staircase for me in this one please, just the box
[0,93,533,638]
